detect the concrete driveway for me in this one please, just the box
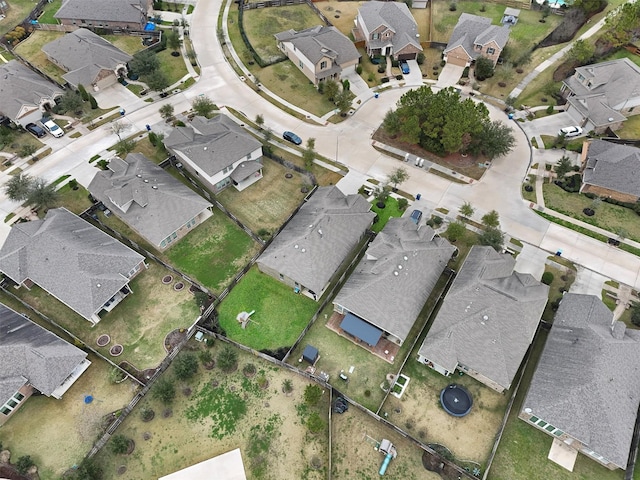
[403,60,423,85]
[569,266,609,296]
[521,112,582,138]
[342,69,371,97]
[435,64,464,89]
[515,243,548,281]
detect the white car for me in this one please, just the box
[558,126,583,138]
[42,119,64,138]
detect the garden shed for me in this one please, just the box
[302,344,319,365]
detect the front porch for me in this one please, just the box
[326,312,400,364]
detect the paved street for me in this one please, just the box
[1,0,639,289]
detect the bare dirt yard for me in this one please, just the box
[382,358,509,466]
[93,339,330,479]
[332,403,440,479]
[0,354,137,479]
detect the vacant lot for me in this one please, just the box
[217,266,319,352]
[93,341,329,480]
[216,158,308,233]
[13,30,67,84]
[0,354,137,479]
[165,213,262,293]
[332,404,440,479]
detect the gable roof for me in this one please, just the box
[54,0,147,24]
[0,302,88,405]
[88,153,212,246]
[444,13,510,59]
[358,1,422,54]
[42,29,132,88]
[0,60,63,121]
[258,186,375,294]
[418,245,549,390]
[164,115,262,177]
[275,26,360,69]
[0,208,145,320]
[582,140,640,198]
[522,293,640,468]
[564,59,640,126]
[334,218,455,342]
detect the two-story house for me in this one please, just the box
[164,114,264,194]
[275,26,360,86]
[561,58,640,133]
[353,1,422,60]
[54,0,149,30]
[443,13,510,67]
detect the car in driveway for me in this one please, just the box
[25,123,46,138]
[42,120,64,138]
[410,209,422,224]
[400,60,410,75]
[558,126,583,138]
[283,131,302,145]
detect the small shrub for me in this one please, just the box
[148,131,158,146]
[397,198,408,211]
[15,455,35,474]
[282,379,293,394]
[243,363,256,377]
[449,2,457,10]
[364,389,371,397]
[304,384,323,405]
[307,412,324,433]
[110,434,130,455]
[140,407,154,421]
[432,216,443,226]
[416,52,425,65]
[378,65,385,74]
[173,353,198,380]
[198,349,213,365]
[356,65,363,75]
[541,271,554,285]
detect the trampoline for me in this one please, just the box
[440,384,472,417]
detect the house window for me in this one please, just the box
[246,152,252,160]
[299,60,303,69]
[279,274,284,280]
[475,44,482,50]
[630,107,635,112]
[320,61,327,70]
[529,416,539,423]
[536,420,548,428]
[161,240,167,247]
[486,48,495,55]
[545,424,555,432]
[14,393,24,401]
[372,33,379,40]
[553,429,564,436]
[0,407,10,415]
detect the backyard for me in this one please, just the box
[217,266,319,352]
[0,0,41,38]
[370,195,404,233]
[0,354,137,479]
[92,341,329,480]
[13,30,67,84]
[216,158,309,233]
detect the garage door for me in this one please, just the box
[397,53,417,61]
[446,55,468,67]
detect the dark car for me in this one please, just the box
[410,209,423,224]
[283,130,302,145]
[400,60,410,75]
[25,123,46,138]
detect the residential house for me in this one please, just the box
[54,0,149,30]
[0,302,91,426]
[0,60,63,127]
[561,58,640,133]
[579,139,640,203]
[257,186,375,301]
[275,26,360,86]
[0,208,147,324]
[353,1,423,60]
[333,218,455,350]
[164,114,264,194]
[417,246,548,392]
[519,293,640,471]
[443,13,510,67]
[42,28,133,91]
[88,153,213,250]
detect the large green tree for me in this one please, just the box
[129,50,160,76]
[471,120,515,160]
[602,2,640,47]
[4,174,34,201]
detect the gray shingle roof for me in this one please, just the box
[444,13,510,59]
[358,1,422,54]
[42,29,132,88]
[0,60,63,122]
[521,293,640,468]
[88,153,212,247]
[54,0,147,24]
[275,26,360,67]
[258,186,375,294]
[0,302,88,405]
[0,208,145,321]
[418,245,549,390]
[564,59,640,127]
[334,218,455,342]
[582,140,640,198]
[164,115,262,177]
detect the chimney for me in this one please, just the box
[611,320,626,340]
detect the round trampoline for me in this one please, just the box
[440,384,473,417]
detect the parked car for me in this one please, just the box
[25,123,46,138]
[283,130,302,145]
[410,209,423,224]
[558,126,583,138]
[42,120,64,138]
[400,60,410,75]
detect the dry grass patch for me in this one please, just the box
[93,341,329,480]
[216,158,307,232]
[320,0,363,36]
[13,30,67,84]
[0,353,137,479]
[102,34,147,56]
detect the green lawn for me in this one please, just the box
[370,196,404,233]
[541,264,575,322]
[165,211,262,293]
[217,266,319,352]
[142,48,189,88]
[13,30,67,84]
[101,34,147,55]
[543,183,640,242]
[49,183,94,215]
[617,114,640,140]
[36,0,62,24]
[0,0,40,38]
[242,4,321,63]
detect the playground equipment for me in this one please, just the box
[236,310,257,329]
[378,439,397,476]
